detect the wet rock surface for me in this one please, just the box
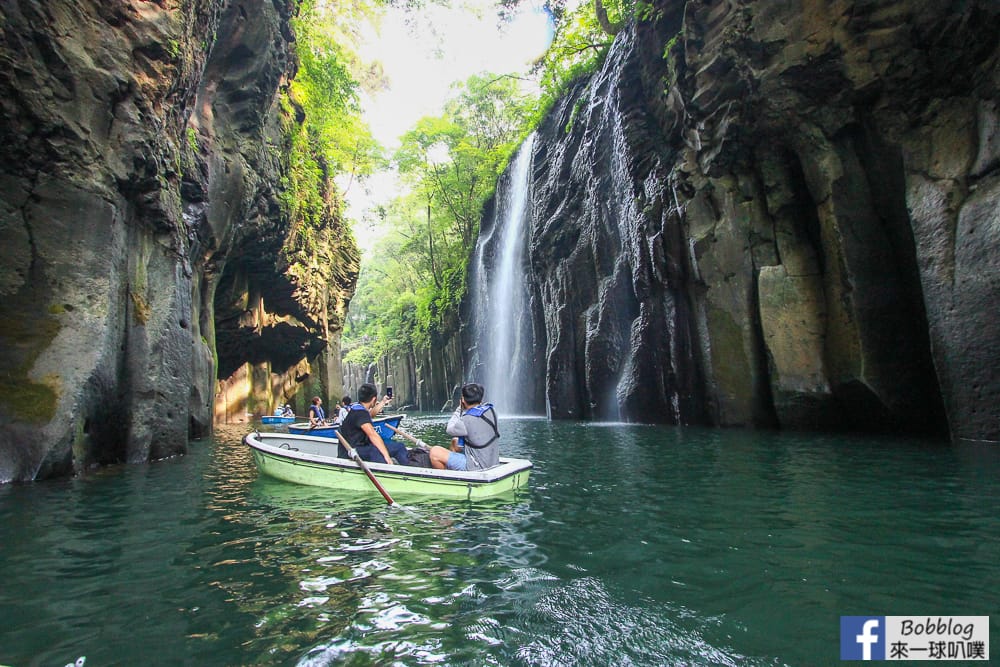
[0,0,356,480]
[477,0,999,442]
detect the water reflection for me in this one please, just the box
[216,463,544,665]
[0,418,997,666]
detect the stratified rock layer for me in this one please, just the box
[476,0,998,442]
[0,0,357,481]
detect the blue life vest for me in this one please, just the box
[462,403,499,449]
[310,404,326,421]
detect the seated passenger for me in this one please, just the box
[429,383,500,471]
[307,396,328,427]
[337,383,409,465]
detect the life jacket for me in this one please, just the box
[461,403,499,449]
[310,404,326,421]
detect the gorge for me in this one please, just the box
[1,0,998,483]
[471,0,999,442]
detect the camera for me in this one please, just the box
[386,386,393,399]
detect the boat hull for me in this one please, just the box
[244,431,531,500]
[261,415,296,424]
[287,414,405,440]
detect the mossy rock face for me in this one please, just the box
[0,0,328,479]
[704,303,754,424]
[0,300,63,424]
[0,377,60,424]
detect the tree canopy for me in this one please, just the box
[338,0,638,365]
[280,0,383,239]
[344,72,532,365]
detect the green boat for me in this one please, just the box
[244,430,532,501]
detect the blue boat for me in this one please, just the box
[261,415,296,425]
[287,414,406,441]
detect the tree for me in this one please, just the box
[286,0,384,220]
[344,73,533,360]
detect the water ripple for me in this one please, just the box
[1,417,997,666]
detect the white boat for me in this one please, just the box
[243,430,532,501]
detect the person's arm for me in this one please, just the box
[369,395,391,417]
[445,406,467,437]
[360,422,392,464]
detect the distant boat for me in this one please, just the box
[244,430,532,500]
[287,413,406,441]
[261,415,296,424]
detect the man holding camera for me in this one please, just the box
[429,383,500,471]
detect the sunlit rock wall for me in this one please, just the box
[481,0,998,442]
[343,333,464,413]
[0,0,357,481]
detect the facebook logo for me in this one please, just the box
[841,616,886,660]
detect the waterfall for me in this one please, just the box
[471,134,537,415]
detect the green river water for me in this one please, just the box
[0,415,997,666]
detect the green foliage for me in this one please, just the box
[565,90,589,133]
[280,0,384,237]
[397,74,530,248]
[662,30,682,92]
[634,0,661,23]
[344,73,531,362]
[524,0,635,128]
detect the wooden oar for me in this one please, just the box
[335,430,395,506]
[387,424,429,450]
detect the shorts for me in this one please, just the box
[446,451,467,471]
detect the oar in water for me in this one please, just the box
[334,430,395,506]
[387,424,429,450]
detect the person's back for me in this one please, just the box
[431,382,500,471]
[450,401,500,470]
[337,401,372,457]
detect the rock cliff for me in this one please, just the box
[343,327,464,413]
[0,0,357,482]
[475,0,999,442]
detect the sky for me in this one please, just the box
[343,1,555,249]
